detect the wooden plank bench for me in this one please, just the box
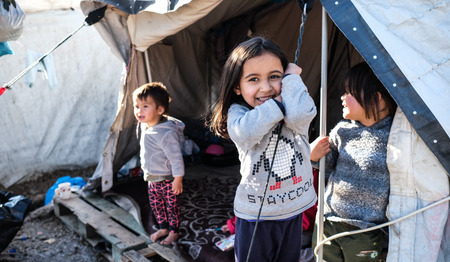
[53,192,187,262]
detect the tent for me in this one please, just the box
[81,0,358,191]
[0,0,440,260]
[0,0,123,187]
[79,0,449,260]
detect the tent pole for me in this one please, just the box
[144,49,152,82]
[316,6,328,262]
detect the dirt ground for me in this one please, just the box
[0,166,110,262]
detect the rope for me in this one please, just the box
[314,195,450,257]
[125,45,139,90]
[294,4,308,65]
[246,122,284,262]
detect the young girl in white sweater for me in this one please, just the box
[209,36,317,262]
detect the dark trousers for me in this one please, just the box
[313,219,387,262]
[235,214,303,262]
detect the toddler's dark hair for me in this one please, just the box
[133,82,171,114]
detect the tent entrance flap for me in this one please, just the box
[321,0,450,174]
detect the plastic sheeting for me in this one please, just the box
[0,0,25,42]
[0,4,123,188]
[321,1,450,260]
[322,0,450,174]
[127,0,223,52]
[0,191,31,252]
[352,0,450,165]
[387,108,449,261]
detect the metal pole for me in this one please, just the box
[144,49,152,82]
[316,6,328,262]
[2,23,86,90]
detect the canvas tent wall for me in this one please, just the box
[0,0,123,187]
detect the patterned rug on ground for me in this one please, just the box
[113,165,239,262]
[177,175,238,261]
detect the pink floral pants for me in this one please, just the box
[148,180,180,233]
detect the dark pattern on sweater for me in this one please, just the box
[252,125,304,190]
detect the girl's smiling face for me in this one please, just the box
[235,52,284,108]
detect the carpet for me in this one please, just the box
[113,164,240,262]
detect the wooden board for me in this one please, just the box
[53,192,187,262]
[81,192,151,243]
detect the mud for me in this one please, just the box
[0,166,108,262]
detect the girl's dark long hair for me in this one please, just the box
[343,62,397,121]
[208,37,288,138]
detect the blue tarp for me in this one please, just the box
[44,176,87,205]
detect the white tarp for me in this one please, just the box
[321,1,450,260]
[0,0,123,187]
[352,0,450,137]
[387,108,449,261]
[348,1,450,260]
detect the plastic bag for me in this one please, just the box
[0,41,14,56]
[0,190,32,252]
[0,0,25,42]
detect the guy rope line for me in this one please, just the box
[314,195,450,257]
